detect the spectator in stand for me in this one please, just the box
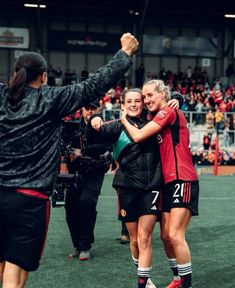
[104,99,114,120]
[205,109,215,129]
[176,67,184,81]
[214,107,224,133]
[203,100,213,113]
[159,67,167,82]
[204,82,210,96]
[55,67,63,86]
[226,98,232,112]
[114,83,122,100]
[194,99,204,124]
[113,98,121,119]
[207,91,215,108]
[207,150,215,164]
[187,92,196,112]
[213,90,223,106]
[80,69,89,81]
[228,152,235,165]
[201,151,210,165]
[219,100,227,113]
[109,88,117,104]
[47,64,56,86]
[64,68,73,85]
[186,66,192,79]
[103,89,114,104]
[223,124,230,148]
[70,70,78,84]
[213,77,222,92]
[203,133,211,150]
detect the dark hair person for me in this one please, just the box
[0,33,138,288]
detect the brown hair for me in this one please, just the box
[121,88,142,104]
[8,52,47,105]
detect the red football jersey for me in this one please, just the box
[153,106,198,184]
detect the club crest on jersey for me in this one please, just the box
[120,209,127,217]
[156,134,163,143]
[157,110,167,119]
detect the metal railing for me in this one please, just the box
[102,109,235,150]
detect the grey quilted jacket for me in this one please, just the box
[0,50,132,194]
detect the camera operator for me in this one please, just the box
[64,100,112,261]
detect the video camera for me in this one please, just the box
[52,120,81,207]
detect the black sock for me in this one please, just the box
[167,257,180,279]
[180,274,192,288]
[178,262,192,288]
[137,277,148,288]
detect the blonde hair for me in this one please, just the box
[143,79,171,102]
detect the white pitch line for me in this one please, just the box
[99,196,235,200]
[200,197,235,200]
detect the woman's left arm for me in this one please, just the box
[121,108,162,143]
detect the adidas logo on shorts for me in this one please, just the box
[173,198,180,203]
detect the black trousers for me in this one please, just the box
[65,173,105,251]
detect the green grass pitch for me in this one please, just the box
[26,174,235,288]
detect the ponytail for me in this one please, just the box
[7,51,47,106]
[8,67,27,105]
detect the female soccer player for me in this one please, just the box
[121,79,199,288]
[87,88,182,288]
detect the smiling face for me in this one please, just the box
[142,83,166,113]
[123,91,143,118]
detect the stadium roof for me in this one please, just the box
[0,0,235,27]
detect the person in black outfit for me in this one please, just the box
[65,100,112,261]
[0,33,138,287]
[87,89,183,288]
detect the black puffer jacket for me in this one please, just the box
[0,50,132,194]
[87,114,162,190]
[63,117,112,175]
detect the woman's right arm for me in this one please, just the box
[86,116,122,144]
[48,33,139,118]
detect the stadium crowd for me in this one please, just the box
[56,62,235,165]
[47,63,235,114]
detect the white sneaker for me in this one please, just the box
[79,250,91,261]
[146,278,157,288]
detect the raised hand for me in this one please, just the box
[120,33,139,56]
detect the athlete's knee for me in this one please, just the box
[160,229,170,245]
[138,233,151,251]
[130,237,138,247]
[168,229,183,247]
